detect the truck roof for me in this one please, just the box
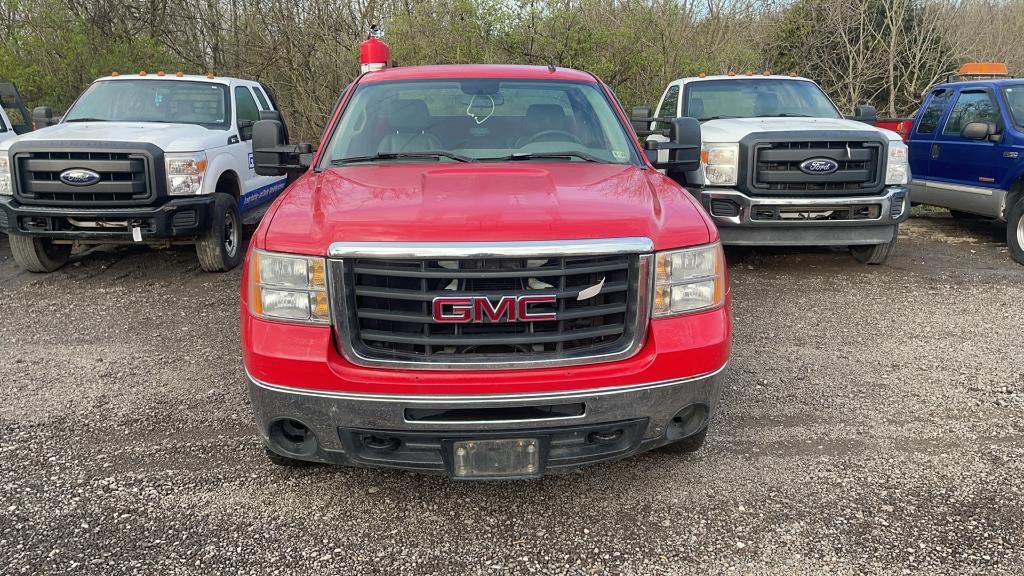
[933,77,1022,90]
[666,74,816,87]
[94,73,255,86]
[358,64,598,83]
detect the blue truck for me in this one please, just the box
[907,69,1024,264]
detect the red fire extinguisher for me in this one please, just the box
[359,24,390,73]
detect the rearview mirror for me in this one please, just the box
[645,117,701,174]
[253,119,313,180]
[32,106,55,129]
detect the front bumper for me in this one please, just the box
[249,366,725,477]
[699,186,910,246]
[0,195,216,242]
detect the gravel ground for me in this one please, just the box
[1,214,1022,575]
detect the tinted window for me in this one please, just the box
[252,86,270,110]
[684,79,841,120]
[323,79,638,165]
[916,89,951,134]
[64,80,229,128]
[943,91,998,136]
[653,85,679,129]
[234,86,260,140]
[1003,85,1024,129]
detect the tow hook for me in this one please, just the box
[588,429,624,444]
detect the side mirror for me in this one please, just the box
[253,119,312,179]
[630,106,652,135]
[237,119,255,141]
[646,117,701,173]
[852,104,877,125]
[258,109,290,144]
[32,106,54,129]
[960,121,1000,142]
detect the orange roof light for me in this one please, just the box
[959,62,1008,76]
[763,70,772,76]
[728,70,736,77]
[111,71,119,77]
[789,71,797,77]
[206,71,215,79]
[139,70,147,76]
[175,71,184,77]
[698,72,706,78]
[157,70,165,76]
[745,70,753,76]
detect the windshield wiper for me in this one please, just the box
[696,115,738,121]
[482,151,604,163]
[64,117,108,123]
[331,151,474,165]
[755,113,815,118]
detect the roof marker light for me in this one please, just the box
[157,70,165,76]
[207,71,215,79]
[175,71,184,77]
[959,62,1009,77]
[139,70,147,76]
[698,72,706,78]
[728,70,736,76]
[111,71,119,77]
[745,70,753,76]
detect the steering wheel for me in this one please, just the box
[519,130,584,147]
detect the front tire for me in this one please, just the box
[851,229,898,265]
[1008,196,1024,265]
[8,234,71,272]
[196,193,244,272]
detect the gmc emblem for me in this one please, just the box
[432,295,557,323]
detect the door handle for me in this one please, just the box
[930,144,941,159]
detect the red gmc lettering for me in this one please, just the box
[432,295,556,323]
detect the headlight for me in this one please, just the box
[885,141,909,186]
[653,243,726,318]
[701,143,739,186]
[248,250,330,324]
[0,155,11,196]
[166,152,208,196]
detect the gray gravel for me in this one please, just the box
[1,213,1022,575]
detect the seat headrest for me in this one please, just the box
[388,99,432,133]
[525,104,568,132]
[688,97,704,119]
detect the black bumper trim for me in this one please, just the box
[0,195,217,241]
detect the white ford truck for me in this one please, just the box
[636,74,911,264]
[0,73,291,272]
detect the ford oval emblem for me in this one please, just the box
[59,168,101,187]
[799,158,839,175]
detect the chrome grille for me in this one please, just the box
[328,240,652,369]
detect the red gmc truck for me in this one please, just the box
[241,64,731,479]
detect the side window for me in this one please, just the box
[234,86,260,140]
[916,90,951,135]
[653,85,679,130]
[943,90,998,136]
[252,86,270,110]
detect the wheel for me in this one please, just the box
[196,193,244,272]
[8,234,71,272]
[851,229,898,265]
[264,446,315,468]
[1008,196,1024,265]
[949,210,977,220]
[659,428,708,454]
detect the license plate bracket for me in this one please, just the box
[447,438,542,480]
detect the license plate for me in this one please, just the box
[451,438,540,479]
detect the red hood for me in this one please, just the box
[259,163,714,255]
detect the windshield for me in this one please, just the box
[322,79,638,165]
[684,79,841,120]
[64,80,230,128]
[1004,85,1024,129]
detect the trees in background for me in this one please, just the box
[0,0,1020,140]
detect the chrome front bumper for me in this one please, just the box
[247,366,726,475]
